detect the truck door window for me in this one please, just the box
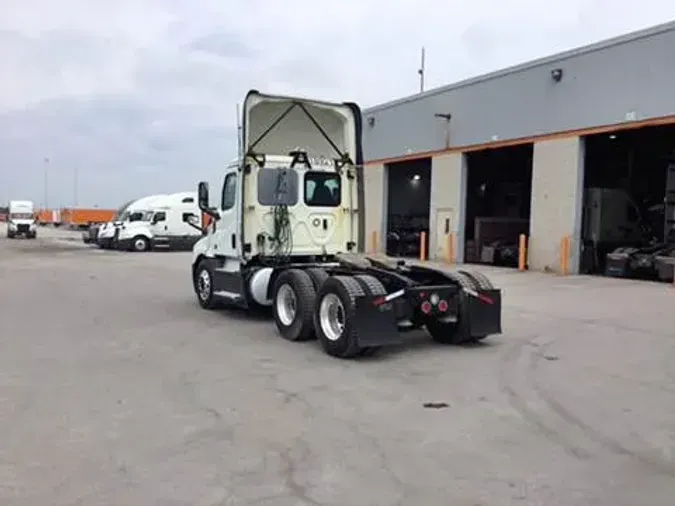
[304,172,341,207]
[152,211,166,224]
[222,173,237,210]
[129,212,144,222]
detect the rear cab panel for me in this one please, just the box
[240,92,362,260]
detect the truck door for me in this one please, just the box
[213,170,239,258]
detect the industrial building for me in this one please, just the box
[362,21,675,280]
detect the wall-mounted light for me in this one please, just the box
[412,174,421,181]
[551,68,563,82]
[367,117,375,127]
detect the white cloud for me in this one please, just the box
[0,0,674,207]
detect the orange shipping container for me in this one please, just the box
[36,209,60,224]
[61,208,116,227]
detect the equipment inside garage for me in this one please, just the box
[385,158,431,257]
[581,125,675,282]
[464,144,533,268]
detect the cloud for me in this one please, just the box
[1,0,674,207]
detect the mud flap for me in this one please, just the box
[464,289,502,337]
[353,295,403,347]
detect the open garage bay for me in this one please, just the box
[1,225,674,505]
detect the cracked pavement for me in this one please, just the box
[1,224,674,505]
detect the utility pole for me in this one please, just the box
[418,47,426,93]
[43,157,50,210]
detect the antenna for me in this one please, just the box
[236,103,243,159]
[418,46,425,93]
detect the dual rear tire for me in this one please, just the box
[271,269,385,358]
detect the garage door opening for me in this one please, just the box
[385,158,431,257]
[464,144,533,268]
[581,125,675,282]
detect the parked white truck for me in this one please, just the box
[190,90,503,359]
[96,194,166,249]
[115,192,204,252]
[7,200,37,239]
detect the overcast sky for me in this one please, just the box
[1,1,674,208]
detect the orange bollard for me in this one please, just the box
[560,236,571,275]
[370,230,378,255]
[445,233,454,263]
[420,231,427,261]
[518,234,527,271]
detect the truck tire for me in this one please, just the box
[426,271,476,345]
[193,260,220,310]
[314,275,366,358]
[272,269,317,342]
[132,236,150,252]
[458,269,494,290]
[352,274,388,356]
[305,267,330,291]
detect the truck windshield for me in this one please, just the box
[128,212,145,222]
[10,213,33,220]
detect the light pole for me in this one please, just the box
[43,157,50,210]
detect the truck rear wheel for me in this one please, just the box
[305,267,329,291]
[426,271,476,345]
[272,269,316,342]
[314,275,366,358]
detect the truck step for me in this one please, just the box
[213,290,243,302]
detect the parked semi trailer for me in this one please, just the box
[190,90,502,359]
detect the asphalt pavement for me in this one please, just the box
[0,224,674,506]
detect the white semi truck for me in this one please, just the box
[190,90,503,359]
[96,194,167,249]
[6,200,37,239]
[115,192,204,252]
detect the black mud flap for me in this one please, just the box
[465,289,502,337]
[353,295,403,347]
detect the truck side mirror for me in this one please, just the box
[198,181,210,210]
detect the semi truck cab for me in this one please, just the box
[7,200,37,239]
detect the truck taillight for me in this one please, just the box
[438,300,448,312]
[421,301,432,314]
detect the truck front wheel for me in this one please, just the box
[272,269,316,342]
[193,260,219,310]
[132,236,149,252]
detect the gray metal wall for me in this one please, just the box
[363,22,675,162]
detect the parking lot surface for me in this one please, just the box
[1,224,674,506]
